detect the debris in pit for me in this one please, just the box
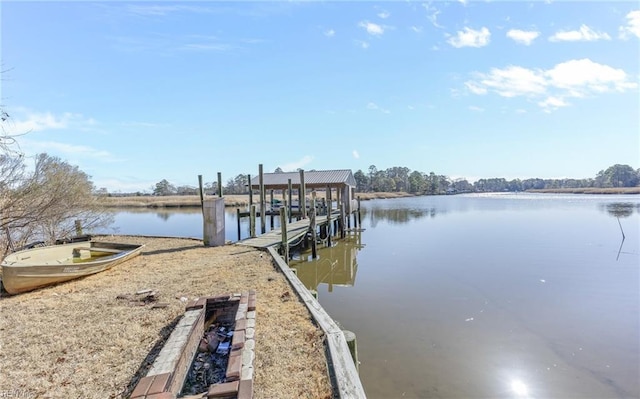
[180,322,235,396]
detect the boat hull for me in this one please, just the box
[1,241,144,294]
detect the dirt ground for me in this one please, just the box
[0,236,332,399]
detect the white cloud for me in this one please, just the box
[366,102,390,114]
[277,156,314,172]
[506,29,540,45]
[471,65,547,97]
[324,29,335,38]
[545,58,637,95]
[549,24,611,42]
[469,106,484,112]
[410,26,423,33]
[3,110,96,136]
[20,139,120,163]
[358,21,385,36]
[352,150,360,159]
[447,27,491,48]
[377,11,390,19]
[619,10,640,39]
[354,40,369,49]
[464,58,638,111]
[538,96,569,112]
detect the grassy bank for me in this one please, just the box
[0,236,331,399]
[100,192,416,209]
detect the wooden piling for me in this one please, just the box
[217,172,223,198]
[339,205,345,238]
[357,196,361,227]
[236,208,241,241]
[198,175,204,212]
[270,189,274,231]
[299,169,306,219]
[287,179,293,223]
[259,164,266,234]
[280,207,289,265]
[250,205,256,238]
[326,186,332,247]
[343,330,359,372]
[74,220,83,236]
[248,174,253,207]
[310,191,318,259]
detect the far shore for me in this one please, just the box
[99,192,416,208]
[99,187,639,209]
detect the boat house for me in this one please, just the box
[249,169,358,214]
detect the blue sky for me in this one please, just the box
[2,1,639,192]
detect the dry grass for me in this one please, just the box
[101,192,414,209]
[0,236,331,399]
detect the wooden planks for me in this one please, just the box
[238,212,338,248]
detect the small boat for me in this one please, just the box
[0,241,144,294]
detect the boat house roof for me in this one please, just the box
[250,169,356,190]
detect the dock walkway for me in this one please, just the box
[237,211,339,248]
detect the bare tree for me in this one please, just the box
[1,154,113,254]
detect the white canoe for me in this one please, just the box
[1,241,144,294]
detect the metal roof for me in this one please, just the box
[250,169,356,189]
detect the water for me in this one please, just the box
[101,193,640,398]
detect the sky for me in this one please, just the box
[2,1,639,192]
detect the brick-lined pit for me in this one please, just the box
[130,291,257,399]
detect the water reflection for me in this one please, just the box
[290,231,364,295]
[601,202,638,218]
[365,207,441,227]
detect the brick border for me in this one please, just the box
[130,291,257,399]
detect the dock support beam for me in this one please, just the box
[217,172,223,198]
[250,205,256,238]
[310,191,318,259]
[280,207,289,265]
[287,179,293,223]
[259,164,266,234]
[299,169,307,219]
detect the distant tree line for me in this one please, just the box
[108,163,639,197]
[354,164,640,194]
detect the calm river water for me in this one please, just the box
[103,193,640,398]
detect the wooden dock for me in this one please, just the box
[238,211,339,248]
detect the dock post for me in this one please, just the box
[280,207,289,265]
[310,191,317,259]
[287,179,293,223]
[203,198,225,247]
[198,174,204,213]
[217,172,223,198]
[259,164,266,234]
[250,205,256,238]
[357,196,361,227]
[343,330,359,372]
[74,220,83,236]
[270,189,274,231]
[299,169,307,219]
[340,205,346,238]
[248,174,253,207]
[236,208,241,241]
[326,186,332,247]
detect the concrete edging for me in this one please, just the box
[266,246,366,399]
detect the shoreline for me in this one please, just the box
[99,192,417,209]
[99,188,639,209]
